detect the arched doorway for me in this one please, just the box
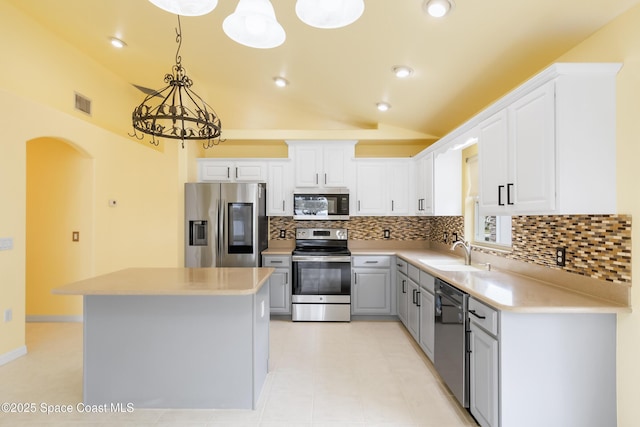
[26,137,94,321]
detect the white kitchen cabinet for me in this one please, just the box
[355,159,412,216]
[262,255,291,315]
[478,64,619,215]
[396,258,409,327]
[286,141,356,189]
[478,83,554,215]
[198,159,266,182]
[414,149,461,216]
[352,256,393,316]
[469,298,499,427]
[418,270,435,362]
[266,161,293,216]
[415,152,434,215]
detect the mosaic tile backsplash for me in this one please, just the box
[269,214,631,284]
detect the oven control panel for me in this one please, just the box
[295,228,348,240]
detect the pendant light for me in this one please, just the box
[130,16,222,149]
[223,0,286,49]
[295,0,365,29]
[147,0,218,16]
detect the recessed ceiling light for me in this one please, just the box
[392,66,413,78]
[423,0,454,18]
[273,77,289,88]
[109,37,127,49]
[376,102,391,112]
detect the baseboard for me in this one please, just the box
[0,345,27,366]
[26,315,83,323]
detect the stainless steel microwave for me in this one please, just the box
[293,189,350,220]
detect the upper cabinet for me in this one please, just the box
[287,141,356,189]
[267,160,293,216]
[355,159,412,216]
[414,149,461,216]
[198,159,266,182]
[477,63,620,216]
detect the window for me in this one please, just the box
[464,151,512,249]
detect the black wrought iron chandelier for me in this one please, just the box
[130,16,222,149]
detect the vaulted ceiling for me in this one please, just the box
[7,0,640,146]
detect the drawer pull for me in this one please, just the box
[469,310,486,319]
[365,260,378,264]
[270,260,283,264]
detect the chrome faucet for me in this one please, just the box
[451,239,472,265]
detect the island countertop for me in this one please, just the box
[52,267,274,296]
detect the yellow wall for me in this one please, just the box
[26,138,92,316]
[554,5,640,424]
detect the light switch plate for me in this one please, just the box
[0,238,13,251]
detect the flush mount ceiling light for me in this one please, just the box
[109,37,127,49]
[130,16,222,149]
[273,77,289,88]
[376,102,391,112]
[223,0,286,49]
[147,0,218,16]
[392,66,413,78]
[295,0,365,29]
[423,0,454,18]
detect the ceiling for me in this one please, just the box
[6,0,640,145]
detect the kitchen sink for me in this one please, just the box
[418,259,482,272]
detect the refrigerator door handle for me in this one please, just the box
[218,199,223,266]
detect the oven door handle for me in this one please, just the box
[292,255,351,263]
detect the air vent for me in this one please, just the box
[74,92,92,115]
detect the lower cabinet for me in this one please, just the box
[406,278,420,341]
[468,297,499,427]
[352,256,393,315]
[396,258,409,326]
[418,270,435,362]
[469,322,499,427]
[262,255,291,315]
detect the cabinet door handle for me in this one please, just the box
[469,309,486,319]
[353,272,357,285]
[282,200,285,211]
[285,272,288,285]
[358,200,361,212]
[391,200,395,211]
[498,185,505,206]
[402,279,406,293]
[507,183,514,205]
[316,173,319,185]
[235,167,238,179]
[412,288,417,304]
[416,291,421,307]
[324,173,327,185]
[227,167,230,179]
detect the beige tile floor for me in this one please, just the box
[0,320,477,426]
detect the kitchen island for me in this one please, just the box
[53,267,273,409]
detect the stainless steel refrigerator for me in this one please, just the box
[185,182,268,268]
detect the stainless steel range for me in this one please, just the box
[291,228,351,322]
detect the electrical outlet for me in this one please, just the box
[383,229,391,239]
[279,229,286,239]
[72,231,80,242]
[443,232,449,243]
[556,247,566,266]
[453,232,458,242]
[4,309,12,322]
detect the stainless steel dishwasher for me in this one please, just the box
[434,278,469,408]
